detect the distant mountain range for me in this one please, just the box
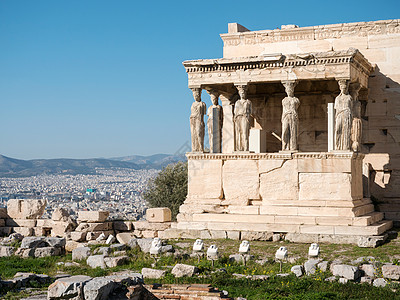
[0,154,186,178]
[109,154,186,167]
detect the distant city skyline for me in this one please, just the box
[1,0,398,159]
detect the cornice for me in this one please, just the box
[183,48,373,77]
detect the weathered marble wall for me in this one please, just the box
[176,153,392,237]
[183,153,365,218]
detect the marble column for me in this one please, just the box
[220,94,235,153]
[206,90,223,153]
[249,129,266,153]
[350,82,362,152]
[327,102,335,152]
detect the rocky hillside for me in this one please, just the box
[0,154,186,177]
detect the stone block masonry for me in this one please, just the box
[0,202,173,246]
[174,152,392,243]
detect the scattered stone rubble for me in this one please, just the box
[1,235,66,258]
[141,267,167,279]
[0,205,176,265]
[68,238,171,271]
[0,272,52,291]
[171,263,199,278]
[4,272,231,299]
[287,257,400,287]
[47,271,143,300]
[0,201,174,246]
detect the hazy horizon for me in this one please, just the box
[0,152,185,161]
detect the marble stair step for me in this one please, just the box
[177,218,392,236]
[191,211,384,226]
[330,220,393,236]
[260,198,371,208]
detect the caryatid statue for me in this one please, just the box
[234,85,252,151]
[350,82,362,152]
[281,80,300,151]
[206,90,223,153]
[189,88,206,152]
[334,79,353,150]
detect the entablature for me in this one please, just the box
[183,48,373,89]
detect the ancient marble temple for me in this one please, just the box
[173,20,400,244]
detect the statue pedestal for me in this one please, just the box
[279,150,298,154]
[329,150,353,153]
[249,129,266,153]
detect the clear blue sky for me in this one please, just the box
[0,0,398,159]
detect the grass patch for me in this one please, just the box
[2,289,46,300]
[0,255,66,279]
[2,235,400,299]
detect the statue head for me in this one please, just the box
[210,91,219,106]
[236,85,248,100]
[338,79,350,95]
[191,88,202,102]
[282,80,297,97]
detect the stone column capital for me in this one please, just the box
[235,84,249,100]
[281,80,298,86]
[205,88,220,98]
[234,82,248,87]
[335,77,351,84]
[281,80,298,96]
[189,86,202,92]
[189,85,202,90]
[190,87,202,102]
[349,82,361,100]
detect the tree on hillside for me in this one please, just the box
[143,161,187,220]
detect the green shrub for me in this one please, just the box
[144,161,187,220]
